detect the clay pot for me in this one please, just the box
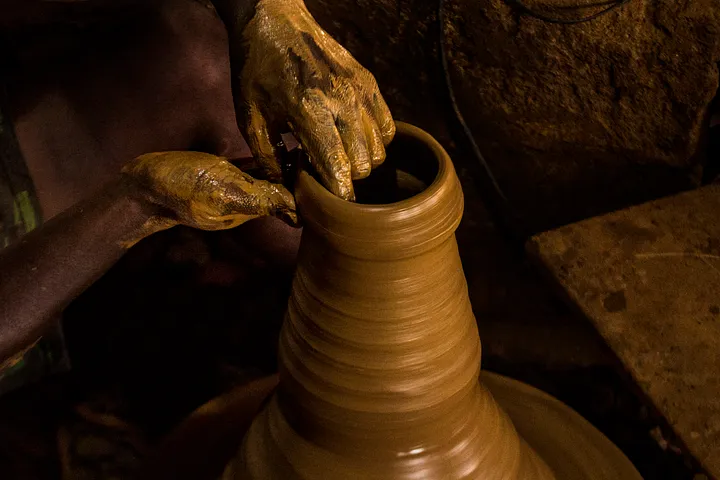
[225,122,555,478]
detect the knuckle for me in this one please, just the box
[381,118,396,144]
[352,161,372,180]
[338,82,358,103]
[350,69,379,95]
[365,72,381,92]
[325,147,350,167]
[323,150,352,177]
[300,88,325,107]
[372,145,387,166]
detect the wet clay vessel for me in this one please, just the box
[222,123,642,479]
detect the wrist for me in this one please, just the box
[116,175,159,217]
[112,177,173,247]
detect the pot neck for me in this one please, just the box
[294,122,464,260]
[276,124,481,454]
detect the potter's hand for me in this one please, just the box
[123,151,297,237]
[237,0,395,201]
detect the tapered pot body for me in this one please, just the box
[228,123,555,479]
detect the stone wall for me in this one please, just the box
[307,0,720,232]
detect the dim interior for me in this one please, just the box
[352,132,440,205]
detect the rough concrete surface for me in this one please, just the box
[530,185,720,477]
[445,0,720,231]
[308,0,720,232]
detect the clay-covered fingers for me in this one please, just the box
[123,151,297,230]
[365,77,395,147]
[362,109,386,167]
[336,106,372,181]
[355,75,394,168]
[294,90,355,201]
[244,101,283,182]
[209,166,298,228]
[234,0,397,201]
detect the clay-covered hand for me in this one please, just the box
[122,151,297,237]
[236,0,395,201]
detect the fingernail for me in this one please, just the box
[351,163,372,181]
[333,182,355,202]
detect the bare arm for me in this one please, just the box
[0,151,296,366]
[0,179,153,365]
[0,181,151,363]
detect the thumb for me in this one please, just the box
[262,181,298,227]
[226,171,299,227]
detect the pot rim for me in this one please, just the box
[298,122,451,211]
[295,122,464,259]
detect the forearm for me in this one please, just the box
[0,178,156,364]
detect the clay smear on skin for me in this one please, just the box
[231,123,555,479]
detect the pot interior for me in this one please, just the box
[353,130,441,205]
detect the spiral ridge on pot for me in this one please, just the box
[293,124,465,260]
[234,123,556,479]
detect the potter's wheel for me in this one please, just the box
[143,373,643,479]
[483,372,643,480]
